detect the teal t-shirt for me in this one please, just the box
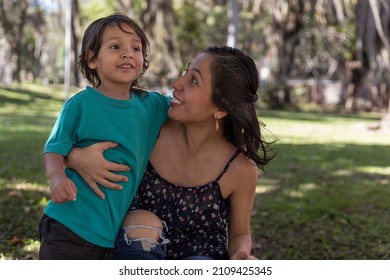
[44,86,170,247]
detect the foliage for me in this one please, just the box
[204,4,230,47]
[1,84,389,259]
[174,1,208,65]
[79,0,116,25]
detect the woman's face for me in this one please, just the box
[168,53,218,123]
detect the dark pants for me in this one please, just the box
[38,214,116,260]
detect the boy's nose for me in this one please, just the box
[122,49,134,58]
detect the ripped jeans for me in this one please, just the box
[115,222,170,260]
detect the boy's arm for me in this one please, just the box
[45,152,77,203]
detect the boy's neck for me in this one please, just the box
[95,84,132,100]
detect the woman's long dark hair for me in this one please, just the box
[205,46,276,170]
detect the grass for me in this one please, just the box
[0,84,71,259]
[252,109,390,259]
[1,84,389,259]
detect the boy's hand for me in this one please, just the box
[49,175,77,204]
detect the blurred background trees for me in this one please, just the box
[0,0,389,124]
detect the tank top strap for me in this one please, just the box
[215,149,240,182]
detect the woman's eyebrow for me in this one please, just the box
[187,61,203,80]
[191,67,203,80]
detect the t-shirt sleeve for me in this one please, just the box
[44,100,80,157]
[152,92,171,122]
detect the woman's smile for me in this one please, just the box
[171,95,184,106]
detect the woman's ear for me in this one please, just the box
[214,109,228,120]
[87,50,97,69]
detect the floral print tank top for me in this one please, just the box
[129,150,240,259]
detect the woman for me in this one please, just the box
[67,46,276,260]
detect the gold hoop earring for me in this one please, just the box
[215,118,219,134]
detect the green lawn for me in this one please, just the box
[1,84,389,259]
[253,109,390,259]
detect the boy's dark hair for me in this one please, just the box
[77,13,150,92]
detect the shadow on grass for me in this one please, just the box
[0,86,64,119]
[0,112,57,128]
[0,186,47,260]
[252,142,390,259]
[0,87,63,104]
[259,109,382,123]
[0,125,51,259]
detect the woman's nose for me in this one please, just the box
[171,76,183,90]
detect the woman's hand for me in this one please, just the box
[66,141,130,199]
[230,250,258,260]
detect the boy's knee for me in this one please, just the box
[122,210,163,241]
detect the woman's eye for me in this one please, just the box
[190,76,198,85]
[181,68,197,85]
[132,47,141,52]
[110,45,120,50]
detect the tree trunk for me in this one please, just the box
[72,0,82,87]
[140,0,181,90]
[13,0,28,83]
[227,0,239,47]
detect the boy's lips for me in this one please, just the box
[118,63,134,69]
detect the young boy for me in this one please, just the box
[38,13,170,259]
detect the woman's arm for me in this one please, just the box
[66,141,130,199]
[228,162,258,260]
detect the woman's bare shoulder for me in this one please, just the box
[219,152,258,197]
[233,154,258,183]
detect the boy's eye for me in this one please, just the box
[110,45,120,50]
[132,47,141,52]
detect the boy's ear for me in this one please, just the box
[87,50,97,69]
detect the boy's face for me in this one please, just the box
[88,24,144,91]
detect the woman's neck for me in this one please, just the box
[180,121,226,155]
